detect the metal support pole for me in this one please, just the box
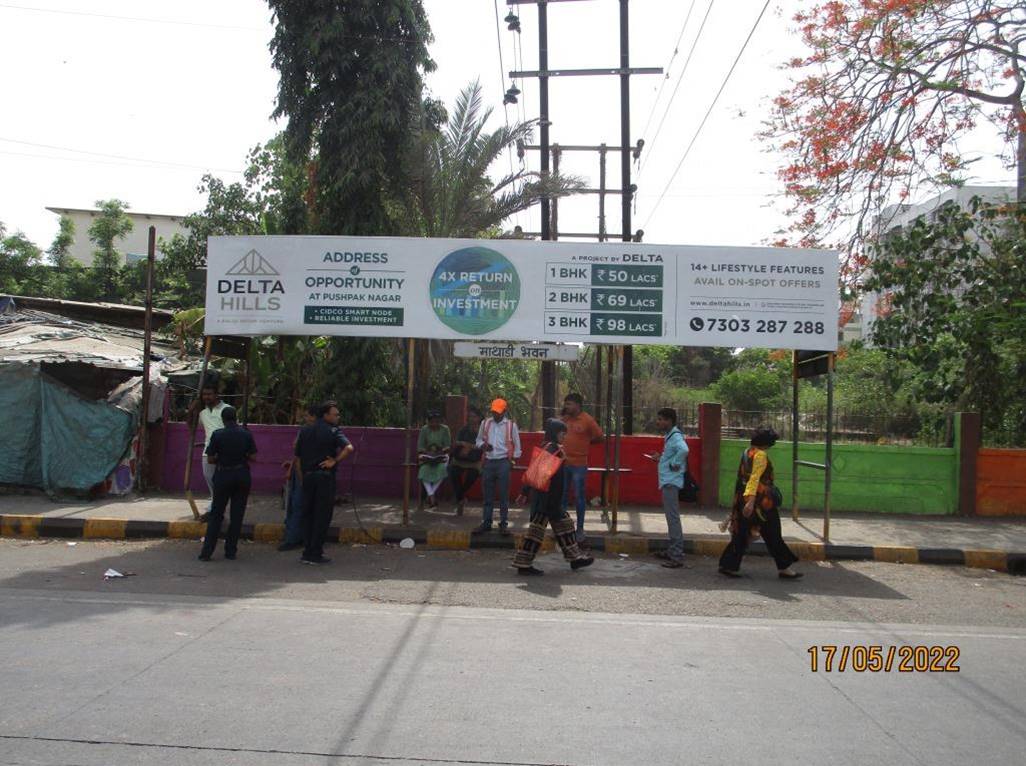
[603,346,614,505]
[401,338,416,526]
[137,226,156,492]
[551,144,561,238]
[184,336,213,520]
[598,143,607,241]
[824,354,835,542]
[791,351,800,522]
[619,0,634,435]
[611,345,624,533]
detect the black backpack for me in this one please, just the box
[678,469,700,503]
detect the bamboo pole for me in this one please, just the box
[401,337,416,526]
[137,226,156,492]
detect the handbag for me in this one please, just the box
[522,444,564,492]
[678,470,700,502]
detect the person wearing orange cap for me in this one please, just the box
[472,398,522,535]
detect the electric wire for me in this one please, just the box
[641,0,773,229]
[0,137,242,173]
[637,0,698,147]
[637,0,716,178]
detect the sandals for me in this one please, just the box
[778,570,804,580]
[516,566,545,576]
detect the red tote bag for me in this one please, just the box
[522,444,565,492]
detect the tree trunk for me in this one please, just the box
[1017,102,1026,204]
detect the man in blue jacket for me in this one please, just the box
[646,407,689,568]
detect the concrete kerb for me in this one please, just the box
[0,513,1019,574]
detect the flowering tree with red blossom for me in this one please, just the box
[764,1,1025,282]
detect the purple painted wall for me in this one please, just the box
[161,423,412,498]
[159,422,702,506]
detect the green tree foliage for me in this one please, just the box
[864,197,1026,444]
[88,199,133,301]
[267,0,435,235]
[0,222,44,294]
[47,215,75,270]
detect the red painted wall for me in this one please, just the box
[159,422,701,507]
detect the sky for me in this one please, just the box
[0,0,1017,252]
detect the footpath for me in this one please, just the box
[2,492,1024,574]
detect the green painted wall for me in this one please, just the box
[718,439,958,515]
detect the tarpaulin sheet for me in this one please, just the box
[0,364,135,492]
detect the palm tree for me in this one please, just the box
[400,80,584,238]
[398,81,585,417]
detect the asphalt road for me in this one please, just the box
[2,539,1025,766]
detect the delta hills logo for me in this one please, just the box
[217,249,285,311]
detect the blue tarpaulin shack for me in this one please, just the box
[0,296,177,495]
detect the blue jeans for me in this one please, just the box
[562,465,589,538]
[662,484,684,561]
[481,459,512,527]
[283,470,304,545]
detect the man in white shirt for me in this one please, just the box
[193,383,228,514]
[472,398,521,536]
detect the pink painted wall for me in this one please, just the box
[159,422,701,507]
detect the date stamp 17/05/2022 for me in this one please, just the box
[808,645,961,673]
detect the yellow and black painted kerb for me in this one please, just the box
[1,513,1023,575]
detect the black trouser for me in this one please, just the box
[447,465,480,502]
[302,469,336,560]
[718,506,798,573]
[200,466,251,558]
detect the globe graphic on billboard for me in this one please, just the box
[429,246,521,335]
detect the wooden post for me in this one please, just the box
[401,338,416,526]
[137,226,156,492]
[240,338,254,426]
[184,336,213,519]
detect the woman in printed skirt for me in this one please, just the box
[512,418,594,576]
[718,427,803,580]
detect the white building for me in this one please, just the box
[852,185,1017,344]
[45,206,190,267]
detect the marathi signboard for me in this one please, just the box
[454,341,581,361]
[205,236,838,350]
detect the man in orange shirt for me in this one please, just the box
[560,393,604,543]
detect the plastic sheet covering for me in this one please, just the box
[0,364,136,492]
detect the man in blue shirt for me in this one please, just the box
[293,401,354,565]
[645,407,689,568]
[199,406,256,561]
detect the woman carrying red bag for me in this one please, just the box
[512,419,594,576]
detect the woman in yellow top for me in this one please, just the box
[718,427,803,579]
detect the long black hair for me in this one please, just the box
[750,427,779,448]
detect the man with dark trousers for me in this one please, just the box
[294,401,354,565]
[198,406,256,561]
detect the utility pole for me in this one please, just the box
[537,0,557,422]
[619,0,635,434]
[509,0,657,432]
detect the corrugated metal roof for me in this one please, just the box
[0,306,182,371]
